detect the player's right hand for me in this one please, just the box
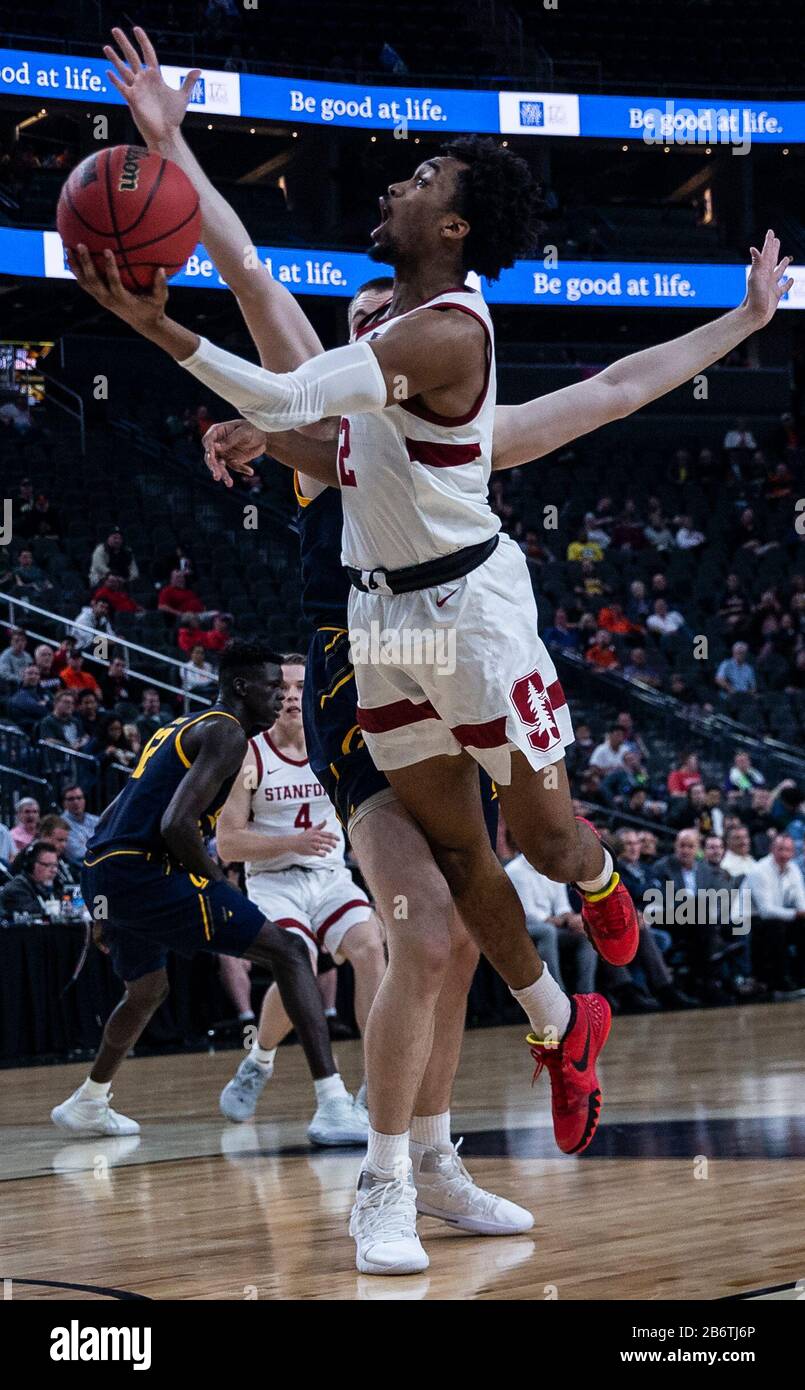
[104,27,200,149]
[203,420,268,487]
[296,821,341,857]
[92,921,110,955]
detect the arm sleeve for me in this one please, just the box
[178,337,387,432]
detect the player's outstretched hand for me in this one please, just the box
[67,245,169,330]
[203,420,268,487]
[744,230,793,327]
[104,26,200,148]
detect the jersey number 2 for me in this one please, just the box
[337,418,357,488]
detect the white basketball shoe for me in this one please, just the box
[51,1087,140,1137]
[411,1138,534,1234]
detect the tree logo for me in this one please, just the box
[509,670,560,751]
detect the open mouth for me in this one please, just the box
[370,195,391,241]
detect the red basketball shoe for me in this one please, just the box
[575,817,639,966]
[528,993,611,1154]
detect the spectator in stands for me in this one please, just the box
[644,507,675,551]
[669,782,723,838]
[613,828,697,1010]
[567,526,604,564]
[717,574,749,638]
[623,645,663,689]
[732,507,779,558]
[123,723,142,759]
[75,689,103,746]
[564,721,595,780]
[92,573,144,617]
[39,689,88,751]
[99,655,139,712]
[89,528,139,588]
[96,716,137,770]
[33,644,62,697]
[715,642,756,701]
[652,828,738,1003]
[151,542,196,590]
[60,651,102,699]
[723,418,757,453]
[51,635,78,675]
[589,726,627,773]
[0,840,59,919]
[668,752,701,797]
[72,596,117,654]
[611,500,646,551]
[0,628,30,685]
[756,632,791,691]
[600,749,655,808]
[727,750,765,794]
[9,798,40,855]
[585,628,620,670]
[0,821,13,867]
[573,558,609,604]
[60,785,98,865]
[597,602,643,639]
[136,688,171,745]
[39,814,79,892]
[646,597,688,640]
[8,665,51,732]
[18,491,62,542]
[181,643,219,699]
[746,835,805,993]
[11,478,34,527]
[12,548,53,597]
[721,825,757,879]
[582,511,610,550]
[675,514,706,550]
[177,611,229,655]
[639,830,659,863]
[505,849,597,995]
[157,569,208,619]
[625,579,651,624]
[613,712,648,761]
[615,828,661,902]
[667,672,702,708]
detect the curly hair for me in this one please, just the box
[218,639,284,693]
[440,135,542,281]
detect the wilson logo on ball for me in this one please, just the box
[118,148,145,193]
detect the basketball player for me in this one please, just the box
[51,641,343,1137]
[216,653,385,1142]
[77,27,792,1272]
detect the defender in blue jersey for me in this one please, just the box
[51,640,339,1138]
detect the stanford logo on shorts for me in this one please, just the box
[510,670,560,751]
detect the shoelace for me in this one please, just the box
[529,1042,570,1110]
[350,1176,417,1241]
[431,1139,501,1220]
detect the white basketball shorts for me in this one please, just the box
[348,533,574,785]
[246,863,371,964]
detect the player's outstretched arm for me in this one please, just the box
[202,419,339,489]
[105,26,323,372]
[491,230,793,471]
[160,718,247,881]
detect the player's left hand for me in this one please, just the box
[67,245,169,330]
[104,27,200,148]
[744,229,793,327]
[91,921,110,955]
[203,420,268,487]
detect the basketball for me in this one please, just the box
[56,145,201,292]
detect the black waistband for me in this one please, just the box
[346,534,499,595]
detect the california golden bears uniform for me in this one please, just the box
[82,706,266,981]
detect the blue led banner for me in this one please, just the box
[1,47,804,143]
[3,227,803,310]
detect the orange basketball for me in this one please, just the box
[56,145,201,292]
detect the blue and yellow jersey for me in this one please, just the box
[87,705,243,859]
[294,472,350,628]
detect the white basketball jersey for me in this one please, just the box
[340,287,500,571]
[245,731,345,875]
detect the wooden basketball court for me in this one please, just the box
[3,1000,805,1301]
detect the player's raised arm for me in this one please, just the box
[491,231,793,471]
[159,717,247,881]
[105,26,324,372]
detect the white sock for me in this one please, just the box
[324,1007,337,1018]
[511,966,572,1041]
[577,846,614,894]
[314,1073,349,1104]
[367,1126,410,1178]
[81,1077,111,1100]
[238,1009,255,1022]
[250,1044,276,1070]
[410,1111,451,1150]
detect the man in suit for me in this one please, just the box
[652,829,743,1002]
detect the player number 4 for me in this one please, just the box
[337,418,357,488]
[294,803,312,830]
